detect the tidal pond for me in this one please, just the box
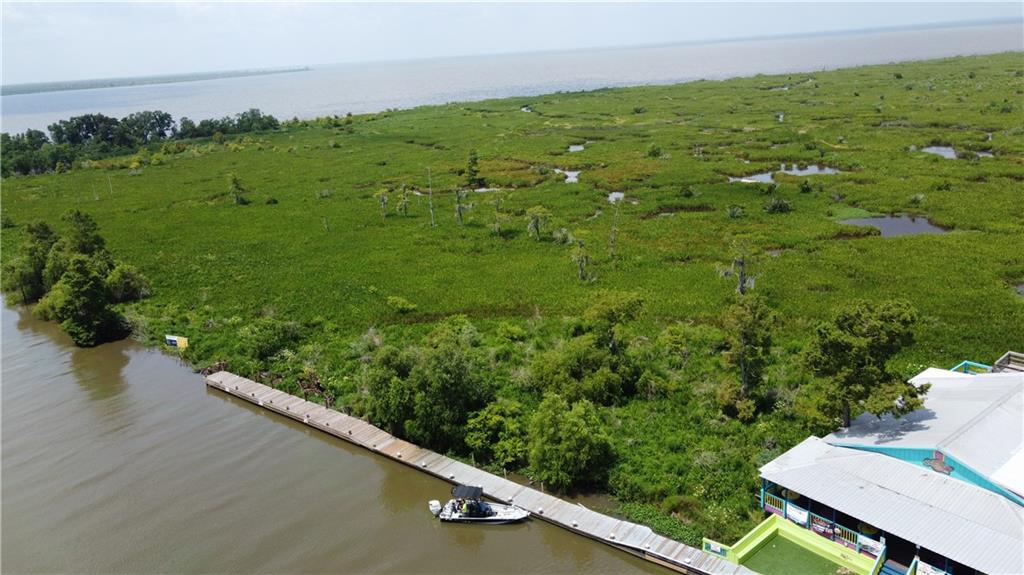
[839,215,947,237]
[729,163,839,183]
[553,168,581,183]
[921,146,957,159]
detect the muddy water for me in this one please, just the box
[1,304,661,574]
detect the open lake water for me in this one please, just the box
[2,23,1020,134]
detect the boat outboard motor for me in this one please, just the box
[428,500,443,517]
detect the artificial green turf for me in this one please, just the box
[742,536,844,575]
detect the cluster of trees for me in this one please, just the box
[1,108,279,177]
[364,316,493,453]
[177,109,280,139]
[797,299,926,430]
[361,294,643,490]
[1,210,150,346]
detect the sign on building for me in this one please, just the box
[858,534,883,557]
[785,504,809,526]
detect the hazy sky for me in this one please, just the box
[2,2,1021,84]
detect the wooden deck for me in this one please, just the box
[204,371,755,575]
[993,351,1024,373]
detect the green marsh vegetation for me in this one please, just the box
[2,53,1023,544]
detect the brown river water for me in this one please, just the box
[1,303,662,574]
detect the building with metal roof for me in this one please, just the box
[761,437,1023,575]
[756,356,1024,575]
[827,368,1024,505]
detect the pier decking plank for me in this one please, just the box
[204,371,752,575]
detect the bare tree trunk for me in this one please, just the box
[427,168,436,227]
[736,256,748,295]
[608,204,620,259]
[739,333,749,397]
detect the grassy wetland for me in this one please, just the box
[3,52,1023,544]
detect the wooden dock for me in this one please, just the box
[204,371,755,575]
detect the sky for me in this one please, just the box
[2,1,1021,85]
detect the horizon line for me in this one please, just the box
[2,16,1020,89]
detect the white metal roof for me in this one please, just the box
[825,368,1024,499]
[760,437,1024,575]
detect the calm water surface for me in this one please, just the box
[840,216,947,237]
[1,304,661,574]
[2,23,1020,134]
[921,146,958,159]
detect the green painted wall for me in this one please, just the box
[709,514,876,575]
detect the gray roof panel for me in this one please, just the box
[761,437,1024,575]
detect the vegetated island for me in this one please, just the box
[2,52,1022,548]
[1,66,310,96]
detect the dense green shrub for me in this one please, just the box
[238,317,301,360]
[763,196,792,213]
[364,318,492,453]
[106,263,152,303]
[386,295,417,314]
[528,393,614,490]
[465,398,528,468]
[1,221,57,303]
[36,254,125,347]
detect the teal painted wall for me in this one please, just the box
[830,443,1024,506]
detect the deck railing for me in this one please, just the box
[949,360,991,374]
[870,546,887,575]
[764,492,785,515]
[762,494,887,560]
[808,510,859,551]
[835,523,860,551]
[993,351,1024,373]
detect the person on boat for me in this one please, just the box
[462,500,470,515]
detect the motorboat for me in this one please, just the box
[428,485,529,524]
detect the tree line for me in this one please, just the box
[1,210,151,346]
[351,285,924,493]
[1,108,279,177]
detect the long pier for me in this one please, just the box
[204,371,754,575]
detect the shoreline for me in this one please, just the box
[2,22,1020,134]
[1,66,310,97]
[204,370,753,575]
